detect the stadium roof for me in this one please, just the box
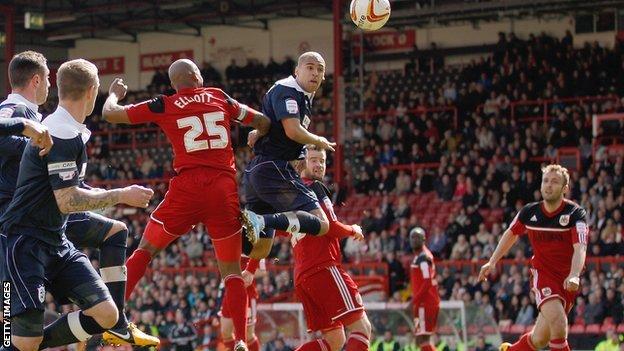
[3,0,624,47]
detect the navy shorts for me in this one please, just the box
[65,211,114,248]
[5,234,110,317]
[244,156,320,214]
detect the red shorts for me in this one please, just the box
[530,268,577,313]
[295,266,364,332]
[413,304,439,335]
[147,168,242,261]
[221,297,257,326]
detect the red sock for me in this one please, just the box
[124,248,152,300]
[420,344,437,351]
[509,333,536,351]
[248,336,260,351]
[549,338,569,351]
[346,332,369,351]
[224,275,248,343]
[224,339,236,351]
[296,339,331,351]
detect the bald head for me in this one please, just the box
[297,51,325,68]
[168,59,203,90]
[294,51,326,93]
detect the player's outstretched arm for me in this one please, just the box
[102,78,131,124]
[281,118,336,151]
[53,184,153,214]
[564,242,587,291]
[478,229,518,281]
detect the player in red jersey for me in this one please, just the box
[220,257,262,351]
[478,165,588,351]
[101,59,271,350]
[277,145,372,351]
[409,227,440,351]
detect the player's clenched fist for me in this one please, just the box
[564,275,580,291]
[109,78,128,100]
[242,270,254,288]
[351,224,364,241]
[22,119,53,156]
[120,185,154,208]
[478,261,494,281]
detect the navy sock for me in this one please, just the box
[262,211,322,235]
[99,229,128,329]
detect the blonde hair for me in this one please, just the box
[542,164,570,187]
[57,59,98,101]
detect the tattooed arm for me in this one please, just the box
[53,184,153,214]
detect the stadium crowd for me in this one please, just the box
[34,32,624,350]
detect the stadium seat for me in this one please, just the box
[510,324,526,334]
[569,324,585,334]
[585,324,601,334]
[617,324,624,333]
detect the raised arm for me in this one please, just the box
[102,78,131,124]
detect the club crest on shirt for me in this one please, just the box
[559,215,570,226]
[302,115,311,129]
[37,285,45,303]
[541,287,552,296]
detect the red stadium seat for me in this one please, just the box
[510,324,526,334]
[585,324,601,334]
[601,322,616,333]
[617,324,624,333]
[569,324,585,334]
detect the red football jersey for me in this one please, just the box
[289,179,355,282]
[126,87,254,173]
[410,246,440,307]
[509,199,589,278]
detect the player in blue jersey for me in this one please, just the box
[0,52,159,347]
[241,52,336,247]
[0,59,154,351]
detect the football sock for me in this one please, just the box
[224,275,248,343]
[346,332,370,351]
[296,339,331,351]
[124,248,152,300]
[39,311,108,348]
[248,336,260,351]
[549,338,569,351]
[509,333,536,351]
[99,228,129,329]
[224,338,236,351]
[262,211,321,235]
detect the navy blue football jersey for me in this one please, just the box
[253,75,314,161]
[0,106,90,246]
[0,94,42,206]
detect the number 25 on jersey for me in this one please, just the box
[177,112,228,152]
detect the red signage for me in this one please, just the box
[140,50,194,71]
[91,57,125,75]
[353,30,416,54]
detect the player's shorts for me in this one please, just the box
[244,156,320,214]
[530,268,577,313]
[148,167,242,261]
[65,211,115,248]
[413,304,439,335]
[295,265,364,332]
[5,234,111,322]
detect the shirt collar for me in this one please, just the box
[277,75,314,100]
[43,106,91,144]
[4,93,42,121]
